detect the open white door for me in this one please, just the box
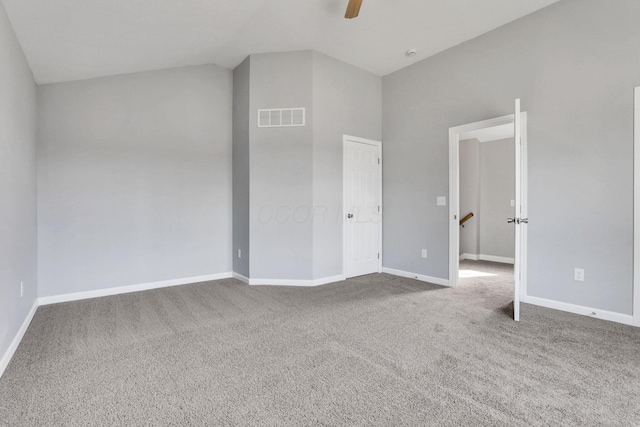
[513,99,523,321]
[343,136,382,279]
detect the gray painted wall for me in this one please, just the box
[459,139,480,256]
[234,51,381,281]
[312,52,382,279]
[383,0,640,314]
[249,51,315,280]
[479,138,515,259]
[233,57,251,277]
[0,2,37,361]
[37,65,233,297]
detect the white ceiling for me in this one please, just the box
[1,0,560,84]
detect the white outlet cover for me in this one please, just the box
[421,249,428,258]
[437,196,446,206]
[574,268,584,281]
[510,200,515,207]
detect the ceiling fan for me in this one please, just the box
[345,0,363,19]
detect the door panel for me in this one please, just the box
[345,140,381,278]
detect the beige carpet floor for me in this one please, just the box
[1,262,639,426]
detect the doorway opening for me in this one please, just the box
[449,101,528,320]
[458,125,516,308]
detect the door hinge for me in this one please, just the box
[378,158,380,165]
[378,205,380,212]
[378,253,380,259]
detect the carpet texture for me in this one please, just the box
[1,261,639,426]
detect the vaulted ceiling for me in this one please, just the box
[1,0,560,84]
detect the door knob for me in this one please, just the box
[347,213,353,219]
[507,218,516,224]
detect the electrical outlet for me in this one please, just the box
[574,268,584,282]
[510,200,515,207]
[421,249,428,258]
[238,249,242,259]
[20,281,23,297]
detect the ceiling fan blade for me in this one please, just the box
[345,0,363,19]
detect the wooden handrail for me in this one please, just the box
[460,212,474,227]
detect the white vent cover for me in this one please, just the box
[258,108,305,128]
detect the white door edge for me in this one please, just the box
[634,87,640,327]
[514,98,522,322]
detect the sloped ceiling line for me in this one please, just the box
[0,0,560,84]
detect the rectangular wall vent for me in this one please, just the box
[258,108,305,128]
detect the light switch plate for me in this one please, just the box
[437,196,446,206]
[510,200,515,207]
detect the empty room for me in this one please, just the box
[1,0,640,425]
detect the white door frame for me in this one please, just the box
[448,113,528,291]
[343,135,383,277]
[634,87,640,327]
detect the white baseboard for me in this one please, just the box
[249,275,345,287]
[479,254,514,264]
[38,272,234,306]
[0,300,38,379]
[522,294,635,326]
[460,253,514,264]
[312,275,346,286]
[232,272,250,284]
[382,267,450,287]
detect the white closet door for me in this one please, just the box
[344,139,381,278]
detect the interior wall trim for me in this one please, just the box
[522,295,634,326]
[249,275,346,287]
[459,253,515,264]
[0,300,38,380]
[382,267,450,288]
[232,272,250,284]
[38,272,234,306]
